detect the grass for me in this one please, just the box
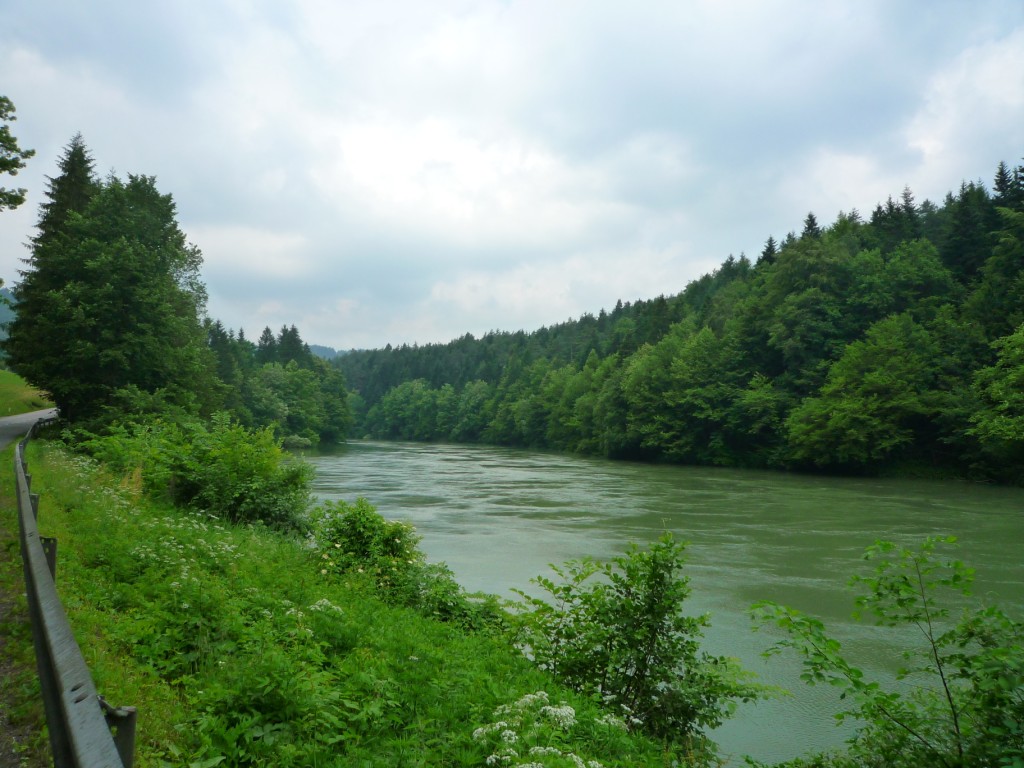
[0,370,52,417]
[2,441,679,767]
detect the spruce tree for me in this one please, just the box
[5,170,217,420]
[801,212,821,239]
[33,133,98,248]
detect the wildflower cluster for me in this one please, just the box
[472,691,606,768]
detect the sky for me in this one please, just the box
[1,1,1023,351]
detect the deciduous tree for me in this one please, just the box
[0,95,34,212]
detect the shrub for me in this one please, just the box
[513,533,759,752]
[752,537,1024,768]
[77,412,312,530]
[309,497,506,630]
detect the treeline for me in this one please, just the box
[338,160,1024,483]
[2,134,350,445]
[206,321,351,446]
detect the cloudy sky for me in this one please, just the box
[1,1,1022,350]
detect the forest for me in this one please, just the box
[337,160,1024,484]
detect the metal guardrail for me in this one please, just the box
[14,417,137,768]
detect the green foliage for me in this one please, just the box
[969,323,1024,475]
[752,537,1024,768]
[8,442,674,767]
[5,168,216,421]
[335,157,1024,483]
[79,413,312,530]
[0,369,52,416]
[309,497,505,630]
[209,321,352,446]
[786,313,948,467]
[513,533,758,749]
[0,95,34,211]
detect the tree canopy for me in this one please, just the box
[337,156,1024,483]
[3,135,350,443]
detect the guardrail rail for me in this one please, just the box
[14,418,136,768]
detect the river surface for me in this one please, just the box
[305,440,1024,765]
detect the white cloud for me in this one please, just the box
[2,0,1023,349]
[905,26,1024,190]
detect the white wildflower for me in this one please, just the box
[540,704,576,729]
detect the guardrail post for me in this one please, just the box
[100,698,137,768]
[41,537,58,581]
[31,492,39,520]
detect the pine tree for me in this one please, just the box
[801,212,821,240]
[994,159,1024,211]
[33,133,98,248]
[5,171,216,420]
[256,326,278,365]
[759,236,778,265]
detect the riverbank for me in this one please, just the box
[0,440,675,767]
[306,439,1024,764]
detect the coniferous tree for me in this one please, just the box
[993,159,1024,211]
[758,236,777,265]
[5,171,217,420]
[801,212,821,239]
[33,133,98,248]
[256,326,278,365]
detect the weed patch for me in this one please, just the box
[14,442,674,767]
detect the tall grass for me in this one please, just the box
[5,441,676,767]
[0,370,52,417]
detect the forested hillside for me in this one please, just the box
[337,160,1024,483]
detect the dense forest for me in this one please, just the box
[337,160,1024,483]
[2,134,351,446]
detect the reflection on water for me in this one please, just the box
[305,441,1024,765]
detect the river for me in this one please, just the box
[305,440,1024,765]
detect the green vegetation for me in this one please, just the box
[78,414,314,531]
[752,537,1024,767]
[5,440,682,767]
[338,160,1024,484]
[0,369,52,416]
[309,497,505,630]
[512,534,759,751]
[1,108,1019,767]
[0,95,34,212]
[2,135,350,446]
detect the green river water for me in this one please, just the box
[306,440,1024,765]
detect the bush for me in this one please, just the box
[308,497,506,630]
[752,537,1024,768]
[513,533,759,752]
[77,412,312,530]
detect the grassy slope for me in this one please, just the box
[0,371,52,417]
[4,442,675,768]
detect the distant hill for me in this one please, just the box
[0,287,15,340]
[309,344,340,360]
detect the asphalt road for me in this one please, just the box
[0,409,58,451]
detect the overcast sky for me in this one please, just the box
[2,1,1022,350]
